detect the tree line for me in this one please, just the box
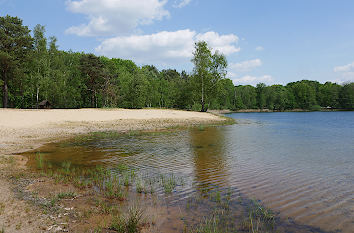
[1,15,353,110]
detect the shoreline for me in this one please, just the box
[0,108,227,233]
[0,108,226,155]
[209,108,354,114]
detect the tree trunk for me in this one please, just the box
[201,100,206,112]
[201,74,206,112]
[91,91,95,108]
[36,86,39,109]
[2,71,8,108]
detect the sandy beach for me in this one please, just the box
[0,108,223,155]
[0,108,224,232]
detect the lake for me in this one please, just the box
[25,111,354,232]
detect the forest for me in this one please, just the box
[1,15,353,111]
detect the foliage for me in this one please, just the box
[1,15,353,111]
[0,15,33,108]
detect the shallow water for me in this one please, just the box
[25,112,354,232]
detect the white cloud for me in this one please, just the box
[230,59,262,73]
[95,30,240,65]
[255,46,264,51]
[173,0,192,8]
[333,62,354,84]
[334,61,354,73]
[232,75,274,86]
[65,0,169,36]
[196,31,240,55]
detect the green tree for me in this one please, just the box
[271,85,289,111]
[339,83,354,109]
[256,83,266,109]
[0,15,33,108]
[319,82,341,108]
[191,41,227,112]
[236,85,257,109]
[287,80,317,109]
[80,54,105,107]
[31,24,50,107]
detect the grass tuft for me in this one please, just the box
[57,191,77,199]
[35,153,44,169]
[110,205,144,233]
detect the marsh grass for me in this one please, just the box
[61,161,71,174]
[122,172,131,186]
[241,199,275,232]
[57,191,77,199]
[28,154,279,233]
[36,156,185,201]
[135,177,144,193]
[35,153,44,169]
[183,189,277,233]
[160,173,178,194]
[198,125,205,131]
[191,215,221,233]
[110,205,144,233]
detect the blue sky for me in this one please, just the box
[2,0,354,85]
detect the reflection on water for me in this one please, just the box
[190,127,230,190]
[24,112,354,233]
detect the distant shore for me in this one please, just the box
[208,108,353,115]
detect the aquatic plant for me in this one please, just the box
[161,174,178,194]
[35,153,44,169]
[250,200,275,224]
[136,177,144,193]
[122,172,131,186]
[191,215,220,233]
[198,125,205,131]
[61,161,71,174]
[110,205,144,233]
[117,163,129,173]
[241,200,275,232]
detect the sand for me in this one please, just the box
[0,108,223,154]
[0,108,224,233]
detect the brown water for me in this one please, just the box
[24,112,354,232]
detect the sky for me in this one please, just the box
[1,0,354,86]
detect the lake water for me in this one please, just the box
[25,112,354,232]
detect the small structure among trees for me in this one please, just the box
[38,100,51,109]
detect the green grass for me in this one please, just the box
[61,161,72,174]
[110,206,144,233]
[135,177,144,193]
[35,153,44,169]
[190,216,221,233]
[241,200,275,232]
[57,191,77,199]
[161,174,178,194]
[250,200,275,224]
[122,172,131,186]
